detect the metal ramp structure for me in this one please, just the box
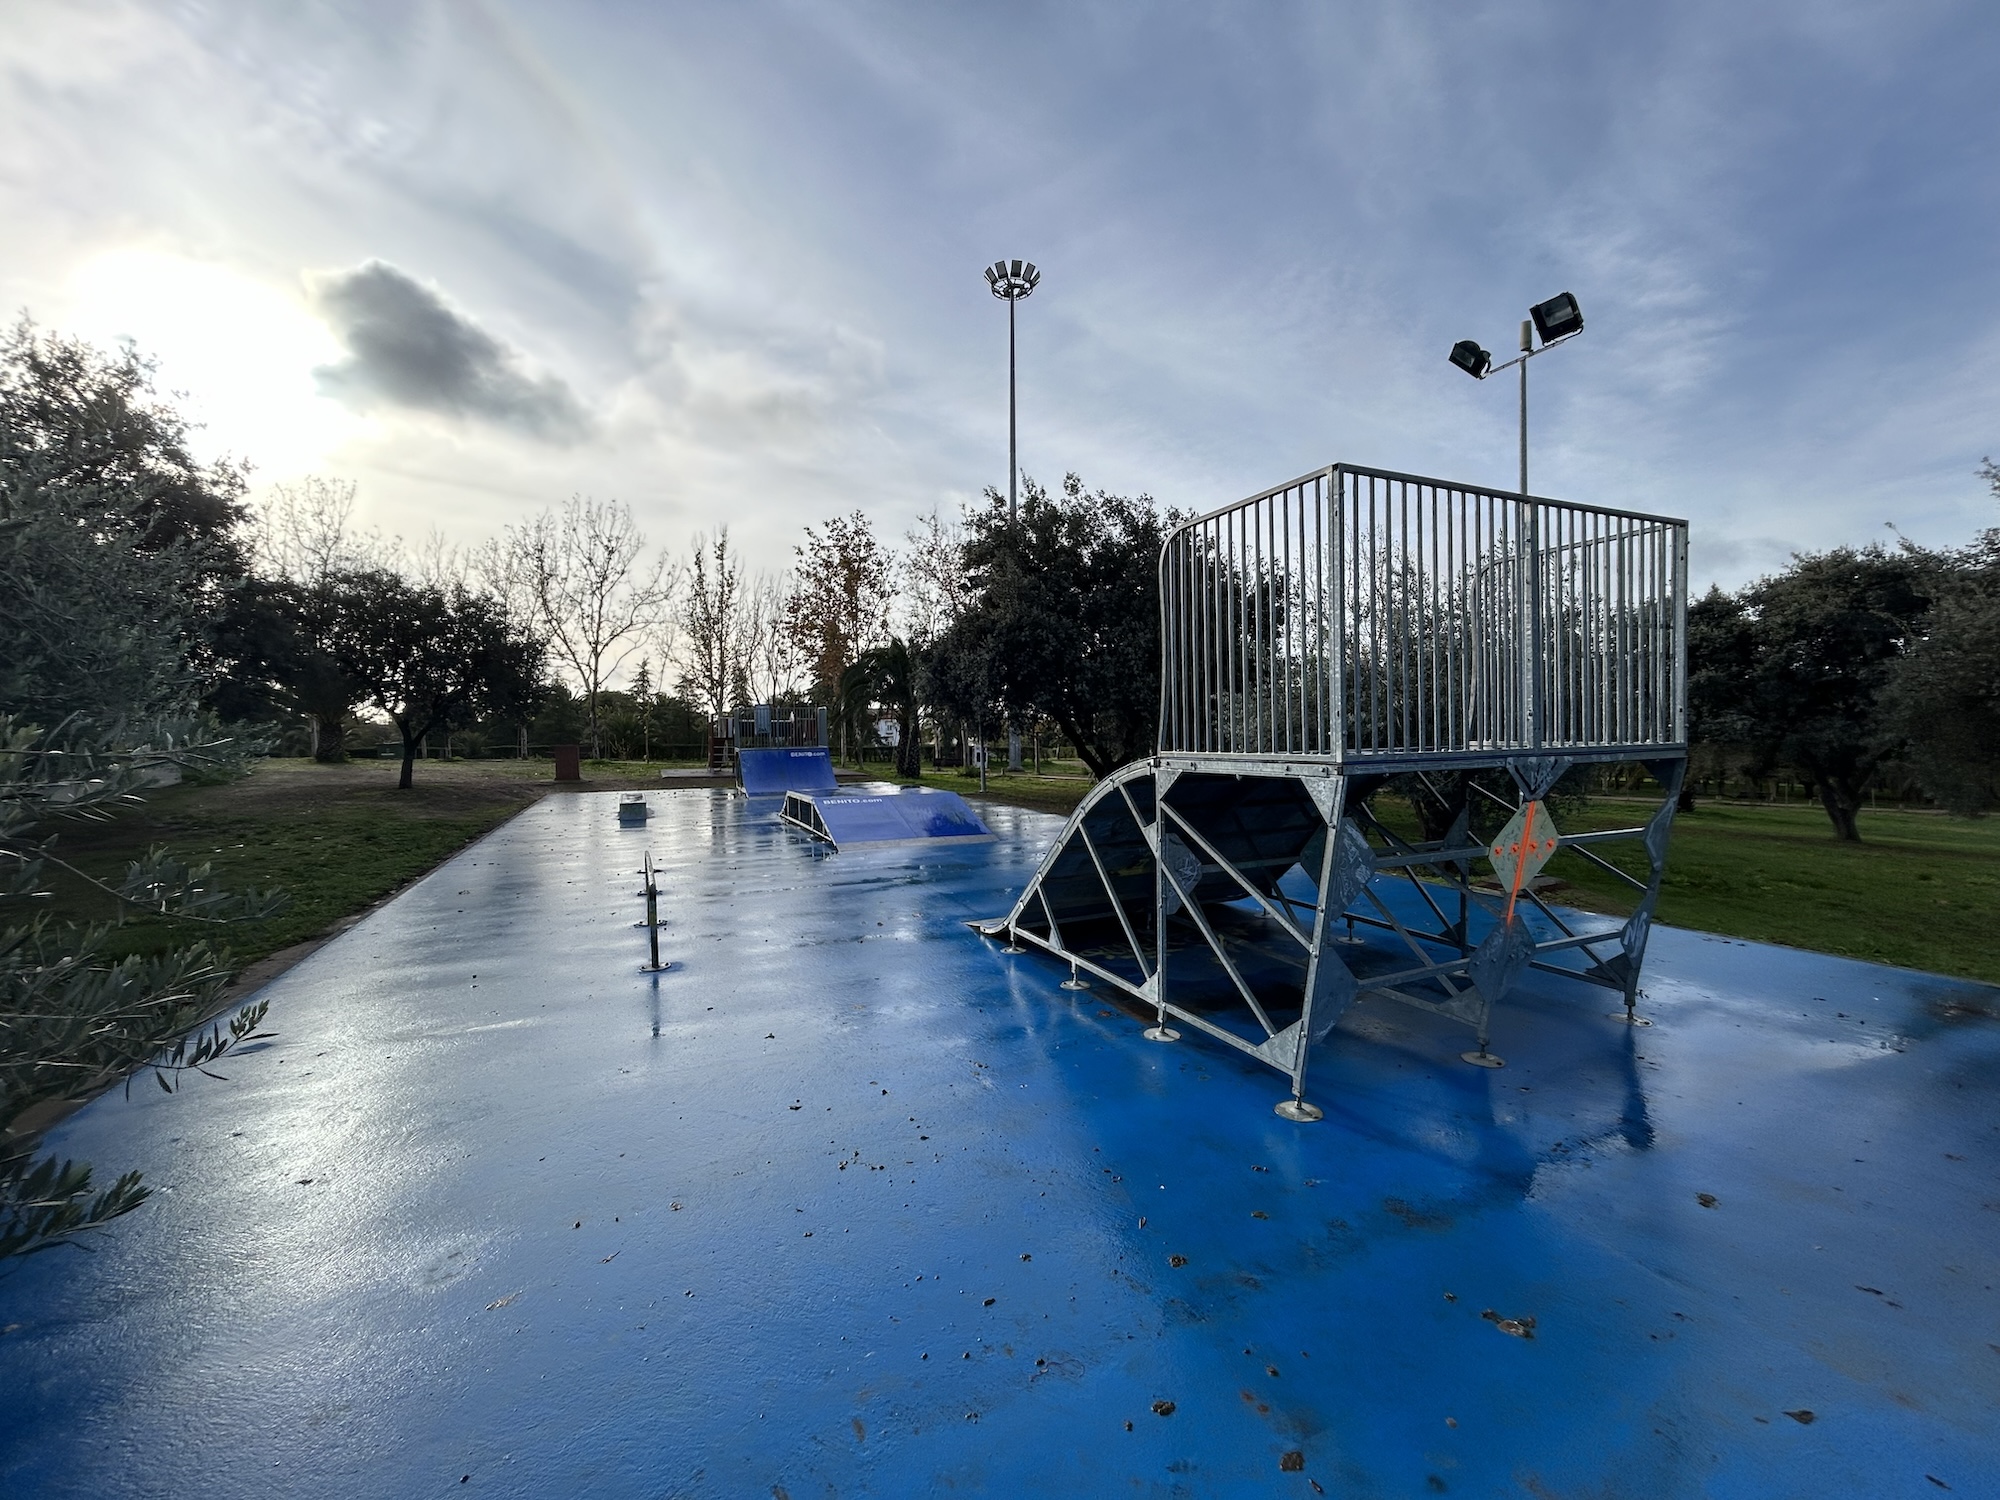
[982,463,1689,1119]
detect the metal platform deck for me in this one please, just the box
[1,790,1995,1497]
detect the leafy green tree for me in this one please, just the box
[2,716,282,1259]
[1885,465,2000,816]
[1679,584,1759,810]
[0,319,259,721]
[784,511,891,703]
[928,475,1175,779]
[336,573,549,790]
[1727,546,1933,840]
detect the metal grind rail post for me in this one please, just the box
[638,850,670,973]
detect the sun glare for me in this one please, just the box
[60,249,363,478]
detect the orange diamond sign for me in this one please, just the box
[1489,799,1560,905]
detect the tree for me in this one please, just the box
[746,570,806,704]
[1728,545,1933,841]
[1,441,206,723]
[678,529,746,721]
[1679,584,1759,811]
[245,477,404,758]
[930,474,1174,779]
[511,497,671,759]
[340,573,547,790]
[901,505,971,649]
[0,319,271,721]
[860,637,923,778]
[470,528,552,758]
[1885,464,2000,816]
[784,511,891,701]
[0,318,248,566]
[2,715,281,1259]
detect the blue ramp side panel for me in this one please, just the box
[780,787,994,847]
[737,746,839,795]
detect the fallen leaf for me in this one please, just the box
[1481,1309,1536,1339]
[1151,1400,1176,1417]
[1169,1254,1188,1268]
[486,1292,521,1310]
[1783,1409,1815,1424]
[1280,1451,1304,1472]
[1697,1193,1718,1208]
[1251,1211,1269,1220]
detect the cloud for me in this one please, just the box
[310,261,587,441]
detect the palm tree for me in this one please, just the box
[861,636,922,778]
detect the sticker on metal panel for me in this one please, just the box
[1488,800,1559,894]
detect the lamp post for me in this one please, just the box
[985,257,1040,772]
[1449,292,1585,750]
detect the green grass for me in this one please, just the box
[950,774,2000,987]
[33,759,576,969]
[1540,799,2000,984]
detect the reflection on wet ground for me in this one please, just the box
[2,790,1996,1497]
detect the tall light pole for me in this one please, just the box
[1449,291,1585,750]
[985,257,1040,771]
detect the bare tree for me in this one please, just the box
[410,527,468,592]
[677,529,745,722]
[900,504,970,648]
[251,475,399,758]
[784,511,891,700]
[253,475,394,586]
[469,533,552,757]
[742,570,805,704]
[511,495,672,759]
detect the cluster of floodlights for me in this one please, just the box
[1449,291,1584,379]
[984,259,1040,301]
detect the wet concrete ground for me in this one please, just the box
[2,789,1996,1497]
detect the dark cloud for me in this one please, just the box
[312,261,587,441]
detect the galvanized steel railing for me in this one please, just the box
[1157,464,1688,760]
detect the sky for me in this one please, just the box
[5,0,1998,589]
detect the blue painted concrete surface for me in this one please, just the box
[2,791,1996,1497]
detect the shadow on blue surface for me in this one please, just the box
[2,791,1995,1498]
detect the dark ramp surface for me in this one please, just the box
[1,792,1996,1498]
[736,746,838,795]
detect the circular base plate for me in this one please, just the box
[639,963,672,974]
[1001,945,1026,955]
[1275,1098,1325,1122]
[1142,1025,1180,1042]
[1612,1012,1653,1026]
[1460,1049,1506,1069]
[1059,978,1090,991]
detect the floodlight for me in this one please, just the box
[1529,292,1584,345]
[1449,339,1493,379]
[987,260,1039,300]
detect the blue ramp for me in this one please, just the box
[780,786,993,847]
[736,746,837,795]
